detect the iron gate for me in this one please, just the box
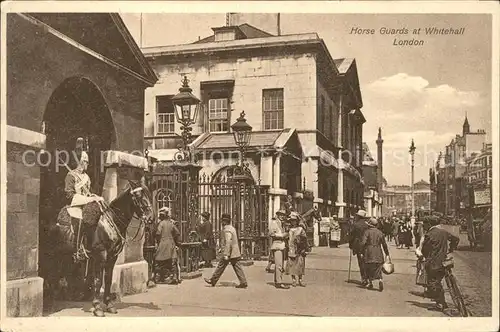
[199,172,270,260]
[145,163,201,275]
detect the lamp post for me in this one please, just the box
[409,139,416,226]
[230,111,254,260]
[171,76,203,274]
[230,111,253,182]
[172,76,201,161]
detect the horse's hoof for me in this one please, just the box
[93,309,105,317]
[106,306,118,314]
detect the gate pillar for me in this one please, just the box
[101,151,150,297]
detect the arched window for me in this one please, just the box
[156,189,174,213]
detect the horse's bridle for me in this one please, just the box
[128,181,155,240]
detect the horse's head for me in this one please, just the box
[311,206,322,221]
[128,180,155,227]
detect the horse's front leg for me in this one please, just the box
[103,255,119,314]
[92,251,106,317]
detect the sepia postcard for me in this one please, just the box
[1,1,499,332]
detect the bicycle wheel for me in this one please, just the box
[448,273,469,317]
[444,273,460,309]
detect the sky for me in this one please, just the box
[120,13,493,186]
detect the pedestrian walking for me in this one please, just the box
[204,214,248,288]
[286,212,308,287]
[154,207,181,284]
[421,216,460,312]
[360,218,390,291]
[392,219,399,246]
[404,219,413,249]
[197,211,216,268]
[268,210,290,289]
[348,209,370,286]
[397,219,409,249]
[413,220,424,249]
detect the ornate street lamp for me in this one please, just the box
[170,76,203,271]
[231,111,253,182]
[409,139,416,225]
[172,76,201,160]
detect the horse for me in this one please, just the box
[299,206,322,251]
[48,180,155,317]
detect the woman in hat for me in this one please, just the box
[197,211,216,268]
[286,212,308,287]
[360,217,390,291]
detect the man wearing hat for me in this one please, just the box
[204,213,248,288]
[420,216,459,312]
[155,206,181,284]
[197,211,216,268]
[268,210,290,289]
[349,209,370,286]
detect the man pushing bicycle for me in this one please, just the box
[419,216,460,312]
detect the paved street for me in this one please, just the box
[46,240,492,317]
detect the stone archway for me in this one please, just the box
[38,76,116,302]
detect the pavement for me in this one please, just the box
[46,240,492,317]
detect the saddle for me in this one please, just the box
[56,201,105,262]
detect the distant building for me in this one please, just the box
[435,116,487,216]
[384,180,431,215]
[462,143,492,218]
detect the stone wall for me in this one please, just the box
[7,14,146,152]
[6,142,42,281]
[144,52,317,136]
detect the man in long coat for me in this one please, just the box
[204,213,248,288]
[269,210,290,289]
[197,211,216,268]
[155,207,181,284]
[349,209,370,286]
[421,217,460,312]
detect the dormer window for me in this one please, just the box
[212,26,246,42]
[216,30,236,41]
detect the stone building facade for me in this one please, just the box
[383,181,431,216]
[142,23,365,227]
[434,116,487,216]
[6,13,157,316]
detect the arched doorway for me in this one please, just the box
[38,77,116,303]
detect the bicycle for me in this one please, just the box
[443,255,470,317]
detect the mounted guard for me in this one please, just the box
[63,137,105,259]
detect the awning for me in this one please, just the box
[147,149,179,162]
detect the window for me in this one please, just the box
[208,98,229,132]
[201,81,234,133]
[263,89,284,130]
[156,95,175,134]
[215,31,235,42]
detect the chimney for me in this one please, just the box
[277,13,281,36]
